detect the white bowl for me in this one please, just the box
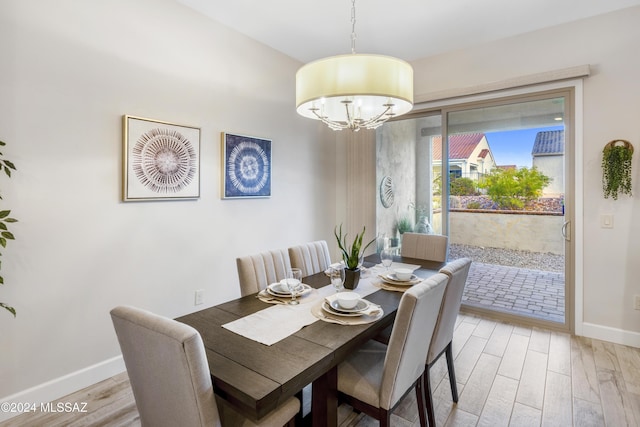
[393,268,413,281]
[337,292,361,309]
[280,278,301,292]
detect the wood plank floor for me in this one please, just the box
[3,313,639,426]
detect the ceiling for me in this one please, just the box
[176,0,640,63]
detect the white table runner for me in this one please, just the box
[222,268,388,346]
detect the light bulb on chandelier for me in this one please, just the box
[295,0,414,131]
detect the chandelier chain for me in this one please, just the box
[351,0,357,54]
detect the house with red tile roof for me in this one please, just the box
[432,133,497,181]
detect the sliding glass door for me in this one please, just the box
[376,113,442,251]
[376,89,573,330]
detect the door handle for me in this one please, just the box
[562,221,570,241]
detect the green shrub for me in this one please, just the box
[450,177,477,196]
[466,201,481,209]
[478,167,551,210]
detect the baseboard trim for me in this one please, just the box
[581,322,640,348]
[0,356,125,422]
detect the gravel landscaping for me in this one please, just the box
[449,195,564,212]
[449,243,564,272]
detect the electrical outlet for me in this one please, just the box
[634,295,640,311]
[194,289,204,306]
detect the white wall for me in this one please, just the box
[534,155,564,195]
[0,0,337,412]
[450,212,565,255]
[412,6,640,344]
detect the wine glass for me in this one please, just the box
[328,266,345,292]
[380,249,393,273]
[285,268,302,305]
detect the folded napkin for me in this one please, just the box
[324,262,372,276]
[324,262,345,276]
[256,289,288,304]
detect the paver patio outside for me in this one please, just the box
[457,260,565,323]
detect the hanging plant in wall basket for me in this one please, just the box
[602,139,633,200]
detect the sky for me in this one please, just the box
[485,125,564,168]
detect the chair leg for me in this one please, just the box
[380,409,391,427]
[445,342,459,403]
[294,390,304,425]
[424,365,436,427]
[416,375,427,427]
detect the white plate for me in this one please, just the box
[267,282,310,297]
[330,299,369,313]
[382,273,418,284]
[322,301,366,317]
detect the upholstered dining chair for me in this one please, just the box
[288,240,332,277]
[423,257,472,427]
[110,306,299,427]
[236,248,292,296]
[336,273,449,427]
[400,232,449,262]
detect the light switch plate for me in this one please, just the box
[600,214,614,228]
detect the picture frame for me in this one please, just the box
[123,115,200,201]
[222,132,272,199]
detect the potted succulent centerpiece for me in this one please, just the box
[334,224,375,290]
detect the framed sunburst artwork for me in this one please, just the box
[222,132,271,199]
[123,115,200,201]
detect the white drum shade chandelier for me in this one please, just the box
[295,0,414,131]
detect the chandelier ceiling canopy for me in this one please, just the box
[295,0,414,131]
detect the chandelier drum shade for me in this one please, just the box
[296,54,413,131]
[295,0,414,131]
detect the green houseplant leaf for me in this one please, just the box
[0,139,17,316]
[0,302,15,317]
[334,224,376,270]
[396,216,413,235]
[602,140,633,200]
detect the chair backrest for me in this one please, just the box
[110,306,219,427]
[379,273,449,410]
[236,248,292,296]
[400,233,448,262]
[288,240,332,277]
[427,258,472,364]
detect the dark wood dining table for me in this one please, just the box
[175,255,445,426]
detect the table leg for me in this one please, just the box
[311,365,338,427]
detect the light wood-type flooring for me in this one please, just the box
[3,313,639,426]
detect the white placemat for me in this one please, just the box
[222,274,380,345]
